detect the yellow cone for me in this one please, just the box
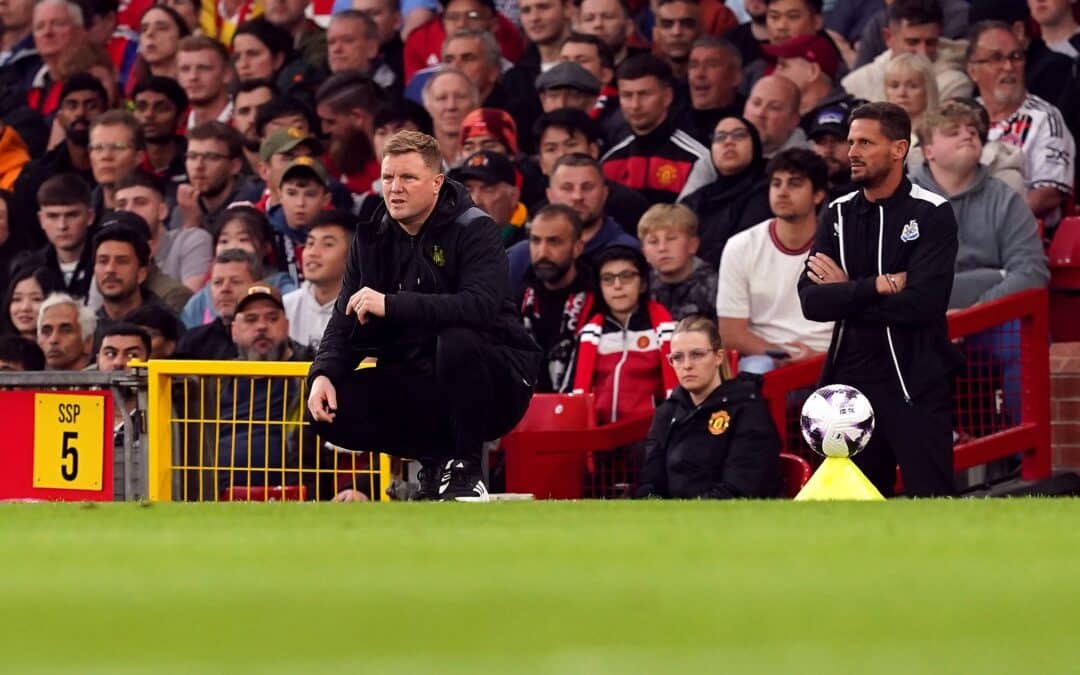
[795,456,885,501]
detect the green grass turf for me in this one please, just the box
[0,500,1078,674]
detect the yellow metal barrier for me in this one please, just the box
[142,360,391,502]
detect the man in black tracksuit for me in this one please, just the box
[307,131,541,501]
[799,102,962,497]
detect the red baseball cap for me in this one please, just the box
[459,108,519,155]
[762,34,840,81]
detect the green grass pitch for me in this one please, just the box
[1,500,1078,673]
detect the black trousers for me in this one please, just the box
[311,326,534,464]
[847,378,956,498]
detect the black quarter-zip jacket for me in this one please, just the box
[637,374,782,500]
[798,178,963,402]
[309,179,541,383]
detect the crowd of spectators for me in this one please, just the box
[0,0,1070,498]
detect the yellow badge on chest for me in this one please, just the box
[708,410,730,436]
[655,163,678,186]
[431,245,446,267]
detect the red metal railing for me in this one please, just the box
[500,289,1052,496]
[761,288,1051,482]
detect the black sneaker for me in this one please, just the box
[438,459,490,502]
[414,460,443,501]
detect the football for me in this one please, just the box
[800,385,875,458]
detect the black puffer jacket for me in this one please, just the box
[309,179,541,383]
[637,373,782,499]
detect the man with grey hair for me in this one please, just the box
[175,249,261,359]
[442,29,503,102]
[327,10,380,75]
[37,292,96,371]
[421,67,481,164]
[326,9,401,98]
[21,0,85,108]
[443,28,541,152]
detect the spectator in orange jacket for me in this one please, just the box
[0,122,30,191]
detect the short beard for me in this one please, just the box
[102,288,138,303]
[144,129,174,145]
[238,342,286,361]
[828,164,851,183]
[532,259,571,284]
[199,175,233,200]
[65,125,90,147]
[852,167,886,187]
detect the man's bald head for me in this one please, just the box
[742,74,802,155]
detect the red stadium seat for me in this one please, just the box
[499,393,651,499]
[1047,217,1080,341]
[779,452,812,498]
[219,485,306,502]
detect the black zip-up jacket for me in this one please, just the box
[309,179,541,384]
[637,373,782,499]
[798,178,963,402]
[28,237,97,300]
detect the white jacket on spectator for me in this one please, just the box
[283,281,335,352]
[842,37,973,104]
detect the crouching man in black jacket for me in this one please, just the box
[307,131,542,502]
[799,102,962,497]
[636,317,782,499]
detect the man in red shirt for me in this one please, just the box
[402,0,523,81]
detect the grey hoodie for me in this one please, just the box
[909,162,1048,309]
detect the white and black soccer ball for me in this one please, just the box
[800,385,875,458]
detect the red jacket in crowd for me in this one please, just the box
[403,14,524,83]
[573,300,678,424]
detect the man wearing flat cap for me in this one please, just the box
[536,61,602,114]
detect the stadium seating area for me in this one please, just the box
[0,0,1075,501]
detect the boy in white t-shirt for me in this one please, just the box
[716,147,834,374]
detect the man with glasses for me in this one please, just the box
[171,122,247,230]
[88,111,146,215]
[966,20,1075,224]
[402,0,523,81]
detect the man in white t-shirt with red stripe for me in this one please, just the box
[716,147,834,373]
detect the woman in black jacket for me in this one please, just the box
[637,316,782,499]
[680,116,773,268]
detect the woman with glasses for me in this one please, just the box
[680,115,773,268]
[636,316,782,500]
[572,245,678,425]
